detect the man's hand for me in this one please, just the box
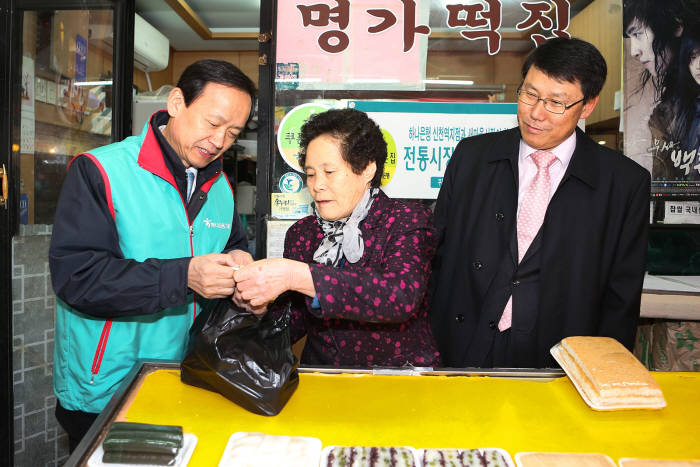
[187,253,237,299]
[227,249,254,268]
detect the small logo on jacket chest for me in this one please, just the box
[203,218,231,229]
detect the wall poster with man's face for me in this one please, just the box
[623,0,700,218]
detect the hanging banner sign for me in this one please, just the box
[276,0,430,90]
[351,101,517,199]
[276,0,572,92]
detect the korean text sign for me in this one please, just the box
[276,0,572,91]
[277,0,430,90]
[351,101,518,199]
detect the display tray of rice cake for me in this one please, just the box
[87,421,197,467]
[217,432,321,467]
[418,447,513,466]
[550,336,666,410]
[514,452,615,467]
[321,445,417,467]
[618,459,700,466]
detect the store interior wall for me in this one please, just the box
[12,226,64,467]
[133,50,259,94]
[11,1,628,464]
[568,0,624,149]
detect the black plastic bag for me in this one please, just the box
[180,299,299,416]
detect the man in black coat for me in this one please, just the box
[430,38,650,368]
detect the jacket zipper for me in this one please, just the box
[89,185,200,382]
[189,223,197,322]
[184,196,197,322]
[90,320,113,384]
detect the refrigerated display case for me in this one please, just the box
[66,362,700,466]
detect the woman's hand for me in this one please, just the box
[233,258,314,306]
[231,293,269,316]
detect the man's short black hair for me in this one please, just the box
[521,37,607,102]
[298,108,387,188]
[176,59,257,118]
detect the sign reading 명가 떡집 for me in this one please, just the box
[275,0,573,92]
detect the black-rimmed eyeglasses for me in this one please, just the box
[517,89,585,114]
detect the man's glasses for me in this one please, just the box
[517,89,585,114]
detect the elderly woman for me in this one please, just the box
[233,108,440,367]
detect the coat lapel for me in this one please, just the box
[519,128,599,264]
[485,128,521,266]
[559,128,600,190]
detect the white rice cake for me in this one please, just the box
[218,432,321,467]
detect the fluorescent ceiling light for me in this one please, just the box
[209,28,259,33]
[73,81,113,86]
[346,78,401,83]
[423,79,474,85]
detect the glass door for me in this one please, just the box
[0,1,133,465]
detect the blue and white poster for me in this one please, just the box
[351,101,517,199]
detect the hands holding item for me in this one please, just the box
[187,249,254,299]
[227,249,254,268]
[187,253,238,299]
[232,258,315,315]
[230,250,268,314]
[188,250,313,315]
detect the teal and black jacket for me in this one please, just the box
[50,111,247,413]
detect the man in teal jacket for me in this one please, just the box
[49,59,256,451]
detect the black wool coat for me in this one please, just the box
[430,127,650,368]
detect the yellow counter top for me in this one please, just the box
[117,370,699,466]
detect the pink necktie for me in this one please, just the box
[498,150,557,331]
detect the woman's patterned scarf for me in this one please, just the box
[312,187,379,267]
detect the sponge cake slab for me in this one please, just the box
[551,336,666,410]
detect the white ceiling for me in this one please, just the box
[134,0,594,52]
[134,0,261,51]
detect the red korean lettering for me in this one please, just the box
[399,0,431,52]
[317,30,350,53]
[367,0,430,53]
[367,8,397,33]
[297,0,350,53]
[517,0,571,46]
[445,1,503,55]
[551,0,571,38]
